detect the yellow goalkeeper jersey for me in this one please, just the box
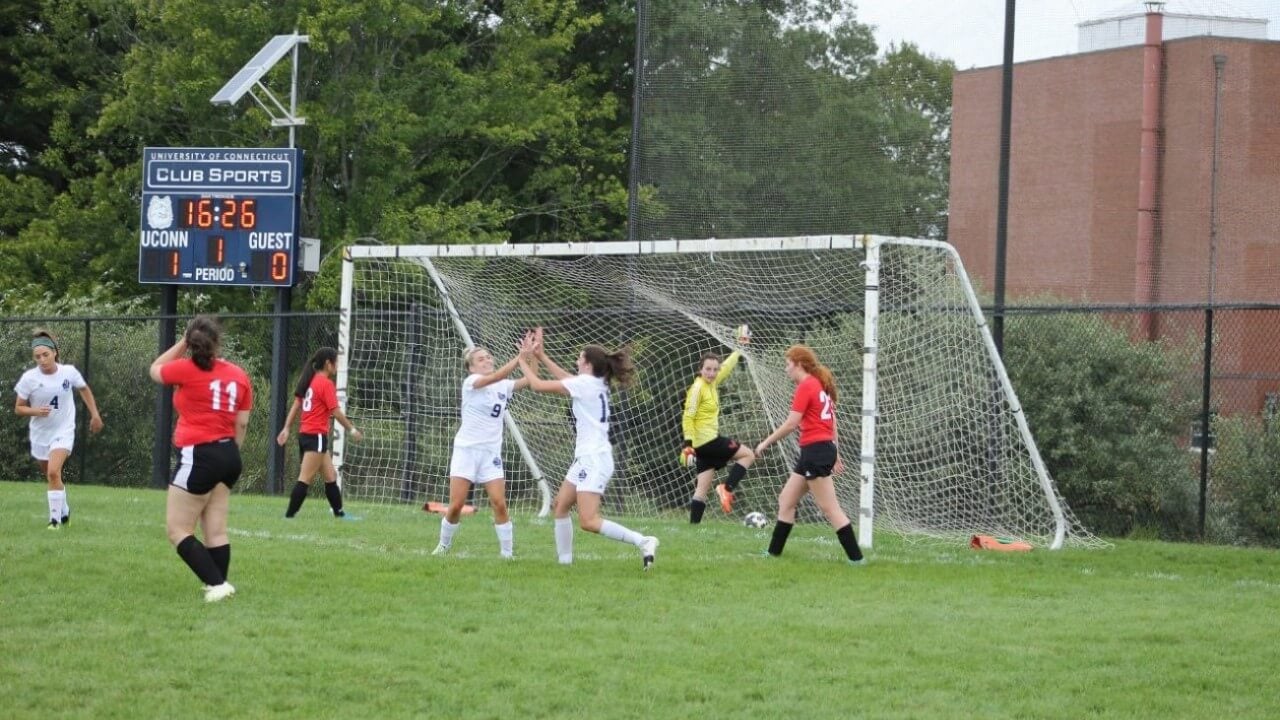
[682,350,742,447]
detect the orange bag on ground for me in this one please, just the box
[970,534,1033,552]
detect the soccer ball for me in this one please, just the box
[743,511,769,528]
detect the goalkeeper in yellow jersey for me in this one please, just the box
[681,328,756,522]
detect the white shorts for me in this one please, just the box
[565,452,614,495]
[31,434,74,461]
[448,446,505,484]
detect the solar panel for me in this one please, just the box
[211,34,306,105]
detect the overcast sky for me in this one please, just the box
[854,0,1280,69]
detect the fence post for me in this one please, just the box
[80,319,91,485]
[1198,307,1213,538]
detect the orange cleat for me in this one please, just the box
[716,484,735,513]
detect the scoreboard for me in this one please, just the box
[139,147,302,286]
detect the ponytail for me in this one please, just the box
[812,365,837,403]
[582,344,636,388]
[295,347,338,398]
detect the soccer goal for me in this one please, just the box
[336,235,1097,549]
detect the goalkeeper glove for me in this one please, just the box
[679,441,696,468]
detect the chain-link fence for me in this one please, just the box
[0,313,338,494]
[3,302,1278,544]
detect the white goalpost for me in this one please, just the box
[335,235,1097,549]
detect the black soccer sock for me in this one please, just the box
[767,520,794,557]
[836,523,864,561]
[285,481,309,517]
[690,498,707,524]
[208,544,231,580]
[324,482,344,517]
[725,462,748,492]
[176,535,224,586]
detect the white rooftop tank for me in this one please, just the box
[1078,2,1268,53]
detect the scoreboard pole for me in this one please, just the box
[151,286,178,488]
[268,289,290,494]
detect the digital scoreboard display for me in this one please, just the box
[139,147,303,286]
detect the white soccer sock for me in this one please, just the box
[554,517,574,564]
[599,519,644,546]
[495,521,514,557]
[438,518,459,548]
[47,490,65,522]
[61,491,69,517]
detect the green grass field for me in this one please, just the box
[2,480,1279,719]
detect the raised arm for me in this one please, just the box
[517,353,570,396]
[149,337,187,384]
[532,327,573,380]
[712,350,742,386]
[473,354,522,390]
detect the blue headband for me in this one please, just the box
[31,337,57,351]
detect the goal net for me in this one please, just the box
[337,236,1097,549]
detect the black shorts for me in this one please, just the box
[793,441,838,479]
[298,432,330,458]
[694,436,741,474]
[171,439,242,495]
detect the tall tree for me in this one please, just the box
[630,0,953,241]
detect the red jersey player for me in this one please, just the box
[753,344,864,564]
[150,316,253,602]
[276,347,362,519]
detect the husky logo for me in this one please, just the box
[492,456,503,468]
[498,392,507,400]
[578,469,587,480]
[147,196,174,229]
[61,380,71,390]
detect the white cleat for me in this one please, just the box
[640,536,659,571]
[204,582,236,603]
[432,544,450,556]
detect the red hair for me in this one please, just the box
[785,345,836,402]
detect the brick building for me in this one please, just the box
[948,8,1280,413]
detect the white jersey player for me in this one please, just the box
[13,331,104,529]
[433,341,532,558]
[517,328,659,570]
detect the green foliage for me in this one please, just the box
[1208,415,1280,547]
[633,1,954,240]
[1,0,954,312]
[1005,313,1201,538]
[3,0,634,310]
